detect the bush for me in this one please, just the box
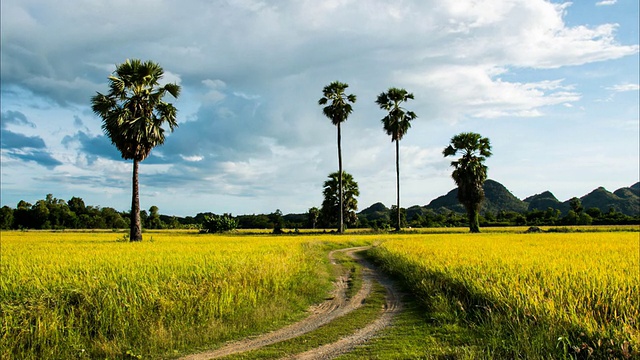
[200,214,238,233]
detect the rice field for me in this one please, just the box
[368,232,640,358]
[1,229,638,359]
[0,231,364,359]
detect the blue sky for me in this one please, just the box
[1,0,638,216]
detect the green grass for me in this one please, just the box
[338,298,483,359]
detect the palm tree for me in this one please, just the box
[91,59,180,241]
[443,132,492,233]
[318,81,356,233]
[376,87,417,231]
[308,207,320,229]
[320,171,359,229]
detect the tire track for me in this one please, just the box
[285,249,402,360]
[180,246,400,360]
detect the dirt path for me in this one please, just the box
[180,246,401,360]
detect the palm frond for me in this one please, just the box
[91,59,181,161]
[377,87,416,142]
[319,81,356,126]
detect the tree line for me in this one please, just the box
[0,194,180,230]
[4,191,634,231]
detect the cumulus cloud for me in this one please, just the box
[596,0,617,6]
[400,66,581,119]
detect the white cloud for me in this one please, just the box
[400,65,581,120]
[202,79,227,89]
[606,83,640,92]
[180,155,204,162]
[201,79,228,103]
[596,0,617,6]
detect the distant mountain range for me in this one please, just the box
[359,180,640,218]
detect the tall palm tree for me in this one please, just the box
[443,132,492,233]
[376,87,417,231]
[91,59,180,241]
[320,171,359,229]
[318,81,356,233]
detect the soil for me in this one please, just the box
[179,246,402,360]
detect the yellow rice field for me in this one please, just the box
[369,231,640,358]
[1,229,638,359]
[0,231,359,359]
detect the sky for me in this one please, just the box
[1,0,639,217]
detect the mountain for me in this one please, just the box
[580,186,639,216]
[483,180,528,213]
[424,179,527,214]
[358,202,389,221]
[616,182,639,198]
[614,188,637,199]
[524,191,569,213]
[424,187,462,213]
[357,180,639,220]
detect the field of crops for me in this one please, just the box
[1,229,638,359]
[0,231,370,359]
[368,232,639,358]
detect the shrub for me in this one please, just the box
[200,213,238,233]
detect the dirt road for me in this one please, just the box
[179,246,402,360]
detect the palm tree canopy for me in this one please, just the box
[376,87,417,142]
[443,132,492,205]
[91,59,181,161]
[443,133,492,174]
[322,171,360,209]
[321,171,360,226]
[318,81,356,126]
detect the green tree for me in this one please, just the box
[544,207,561,224]
[68,196,87,216]
[91,59,180,241]
[308,207,320,229]
[586,207,602,219]
[147,205,164,229]
[270,209,284,234]
[376,87,417,231]
[321,171,360,230]
[569,197,583,214]
[318,81,356,233]
[389,205,408,229]
[13,200,32,229]
[201,214,238,233]
[31,200,50,229]
[101,207,127,229]
[0,206,13,229]
[443,132,492,233]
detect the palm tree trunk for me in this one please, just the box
[395,139,401,232]
[130,159,143,241]
[337,123,344,233]
[467,205,480,233]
